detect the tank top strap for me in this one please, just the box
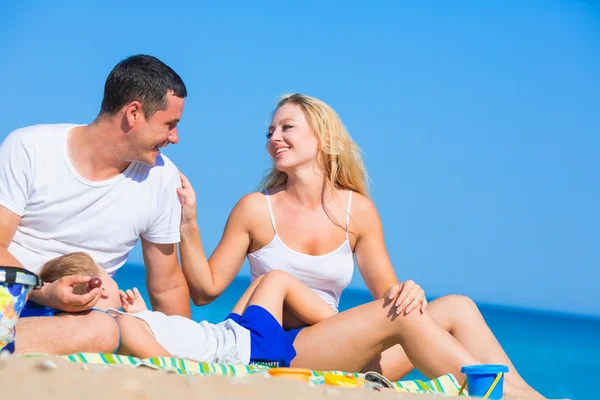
[345,190,353,239]
[265,190,277,232]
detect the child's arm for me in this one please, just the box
[117,315,172,359]
[120,287,148,313]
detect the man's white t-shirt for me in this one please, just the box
[0,124,182,275]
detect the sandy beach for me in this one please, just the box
[0,354,470,400]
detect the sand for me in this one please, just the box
[0,354,468,400]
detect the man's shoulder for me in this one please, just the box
[152,153,179,182]
[129,153,180,189]
[155,153,178,174]
[4,124,78,147]
[8,123,78,138]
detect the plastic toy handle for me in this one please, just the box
[457,372,503,398]
[483,372,503,399]
[458,380,467,396]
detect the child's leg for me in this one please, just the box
[243,270,335,326]
[230,275,265,315]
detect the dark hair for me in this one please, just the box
[99,54,187,119]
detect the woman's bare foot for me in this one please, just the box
[504,380,546,399]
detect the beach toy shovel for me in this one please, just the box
[324,374,367,388]
[0,266,42,354]
[267,367,313,382]
[459,364,509,399]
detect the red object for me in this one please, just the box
[88,277,102,289]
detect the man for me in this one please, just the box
[0,54,191,354]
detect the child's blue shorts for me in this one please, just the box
[226,305,304,368]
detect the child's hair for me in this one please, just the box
[38,252,100,294]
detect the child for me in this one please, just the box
[38,252,335,366]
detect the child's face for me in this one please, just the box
[95,267,121,310]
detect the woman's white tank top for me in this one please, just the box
[247,191,355,312]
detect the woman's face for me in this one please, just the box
[267,103,320,173]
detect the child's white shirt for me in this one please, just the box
[106,308,251,364]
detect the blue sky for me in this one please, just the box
[1,1,598,317]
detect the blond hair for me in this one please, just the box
[259,94,369,197]
[38,252,100,295]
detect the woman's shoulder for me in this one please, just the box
[346,190,381,229]
[233,191,265,211]
[229,191,271,224]
[347,190,378,215]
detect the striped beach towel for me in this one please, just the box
[28,352,466,395]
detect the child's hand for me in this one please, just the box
[119,288,148,313]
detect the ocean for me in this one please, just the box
[115,265,600,400]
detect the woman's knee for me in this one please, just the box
[261,270,292,286]
[425,295,482,332]
[439,294,481,319]
[448,294,478,311]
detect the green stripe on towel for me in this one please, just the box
[21,353,465,395]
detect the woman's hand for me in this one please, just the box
[384,280,427,315]
[177,171,197,227]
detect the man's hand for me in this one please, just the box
[35,275,102,312]
[120,287,148,313]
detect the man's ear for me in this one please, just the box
[123,101,144,129]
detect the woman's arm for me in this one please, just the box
[352,194,426,314]
[178,172,256,305]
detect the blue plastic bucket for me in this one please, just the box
[0,266,42,354]
[460,364,509,399]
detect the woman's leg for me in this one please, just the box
[242,270,336,326]
[230,275,265,315]
[291,296,479,380]
[361,295,543,398]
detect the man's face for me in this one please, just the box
[133,93,184,165]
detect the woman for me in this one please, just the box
[178,94,543,399]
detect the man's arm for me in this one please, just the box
[141,237,191,318]
[0,130,102,311]
[0,205,24,267]
[1,195,101,312]
[0,130,30,268]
